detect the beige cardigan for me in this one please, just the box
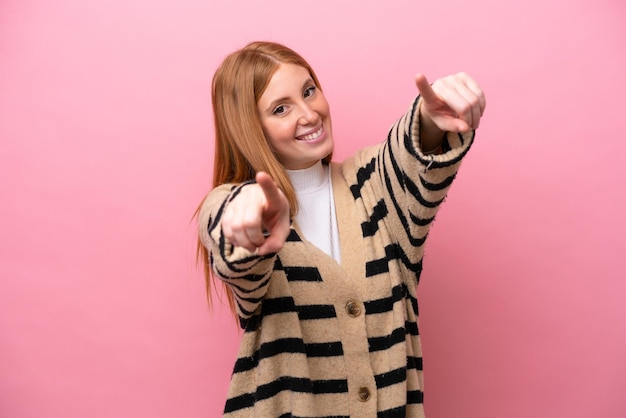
[199,97,474,417]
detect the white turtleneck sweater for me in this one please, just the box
[286,161,341,264]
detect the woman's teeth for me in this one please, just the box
[299,126,323,142]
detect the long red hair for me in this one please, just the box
[197,41,332,314]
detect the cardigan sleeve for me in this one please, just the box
[198,182,277,319]
[354,95,474,268]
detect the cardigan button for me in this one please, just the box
[345,300,362,317]
[357,386,371,402]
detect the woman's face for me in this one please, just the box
[257,63,333,170]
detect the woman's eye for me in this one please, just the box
[272,105,285,115]
[304,86,316,98]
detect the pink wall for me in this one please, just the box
[1,0,624,417]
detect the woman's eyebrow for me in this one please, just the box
[263,78,315,113]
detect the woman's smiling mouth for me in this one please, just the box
[297,125,324,142]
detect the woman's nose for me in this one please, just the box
[298,102,318,125]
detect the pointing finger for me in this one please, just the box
[414,74,439,104]
[256,172,282,211]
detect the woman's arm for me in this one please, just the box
[198,172,290,318]
[350,71,485,274]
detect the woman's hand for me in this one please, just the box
[221,172,290,255]
[415,72,486,152]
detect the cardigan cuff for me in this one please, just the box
[412,96,475,170]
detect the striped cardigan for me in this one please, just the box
[199,97,474,417]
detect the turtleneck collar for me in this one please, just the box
[285,160,328,192]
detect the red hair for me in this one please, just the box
[197,42,331,313]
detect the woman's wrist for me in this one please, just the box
[419,110,445,155]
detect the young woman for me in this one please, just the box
[197,41,485,417]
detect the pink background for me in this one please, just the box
[1,0,625,417]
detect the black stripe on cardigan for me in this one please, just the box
[407,390,425,404]
[409,210,435,227]
[420,172,457,191]
[367,322,422,354]
[296,304,337,320]
[368,327,405,352]
[364,284,405,315]
[366,243,423,278]
[258,297,337,321]
[279,414,350,418]
[407,355,423,371]
[350,157,377,200]
[261,297,297,316]
[286,229,302,242]
[363,242,425,283]
[394,243,424,277]
[405,320,419,337]
[380,154,434,248]
[305,341,344,357]
[386,131,445,208]
[224,377,350,412]
[406,174,445,209]
[365,243,398,277]
[284,265,324,282]
[233,337,345,375]
[378,405,406,418]
[258,376,348,397]
[361,198,388,237]
[232,337,306,374]
[213,264,269,286]
[217,236,276,274]
[374,365,407,389]
[279,414,349,418]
